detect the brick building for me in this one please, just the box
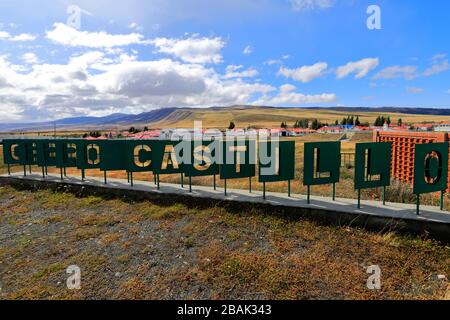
[373,131,450,190]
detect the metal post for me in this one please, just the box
[104,171,107,184]
[45,166,48,176]
[29,165,32,174]
[307,185,310,204]
[189,176,192,193]
[127,171,130,183]
[249,177,252,193]
[224,179,227,196]
[332,182,336,201]
[357,189,361,209]
[213,175,216,190]
[263,182,266,200]
[416,194,420,215]
[23,165,26,176]
[130,172,134,187]
[63,167,67,177]
[42,166,45,179]
[82,169,85,182]
[60,168,63,180]
[440,191,444,211]
[157,174,160,190]
[7,164,10,175]
[382,186,386,206]
[288,180,291,197]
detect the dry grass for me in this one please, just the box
[0,185,448,300]
[152,107,450,129]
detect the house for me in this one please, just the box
[412,123,434,131]
[317,126,344,134]
[288,128,317,136]
[434,122,450,132]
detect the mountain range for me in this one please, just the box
[1,106,450,132]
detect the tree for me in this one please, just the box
[355,116,361,126]
[89,131,101,138]
[341,117,347,125]
[335,120,339,126]
[228,121,236,130]
[143,126,149,132]
[397,118,402,126]
[311,118,323,130]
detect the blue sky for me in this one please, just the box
[0,0,449,122]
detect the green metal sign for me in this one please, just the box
[413,143,448,195]
[220,140,256,179]
[354,142,392,208]
[413,142,449,214]
[55,139,78,169]
[3,139,25,165]
[258,140,295,199]
[258,141,295,183]
[303,141,340,203]
[125,140,156,173]
[152,140,184,175]
[303,141,341,186]
[184,141,220,177]
[36,139,58,168]
[183,140,220,192]
[98,140,128,171]
[220,139,256,195]
[76,140,103,170]
[3,138,449,211]
[354,142,391,189]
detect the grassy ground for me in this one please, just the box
[0,185,448,300]
[152,107,450,129]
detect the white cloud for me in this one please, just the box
[373,66,418,80]
[22,52,39,64]
[46,23,146,48]
[423,59,450,77]
[0,52,275,121]
[336,58,379,79]
[406,86,424,94]
[151,36,225,64]
[128,22,143,31]
[264,55,289,66]
[431,53,447,63]
[223,65,258,79]
[0,31,36,41]
[290,0,335,11]
[279,84,297,92]
[278,62,328,83]
[243,45,252,55]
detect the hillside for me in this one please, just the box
[2,106,450,132]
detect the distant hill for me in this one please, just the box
[1,105,450,132]
[306,106,450,116]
